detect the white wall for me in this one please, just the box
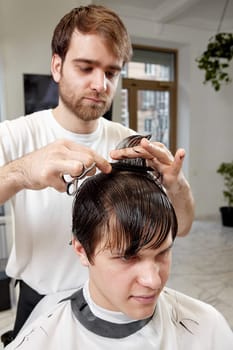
[0,0,89,119]
[0,0,233,220]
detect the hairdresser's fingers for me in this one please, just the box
[110,137,172,166]
[146,148,186,190]
[17,139,112,193]
[139,138,173,165]
[60,139,112,175]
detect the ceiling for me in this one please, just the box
[95,0,233,32]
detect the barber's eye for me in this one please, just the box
[79,66,93,73]
[106,71,118,79]
[81,67,92,73]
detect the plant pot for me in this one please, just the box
[220,207,233,227]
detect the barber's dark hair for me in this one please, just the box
[72,135,177,263]
[51,5,132,63]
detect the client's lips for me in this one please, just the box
[131,294,157,304]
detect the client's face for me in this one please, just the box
[87,231,173,320]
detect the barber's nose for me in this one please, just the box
[90,70,107,93]
[137,262,162,289]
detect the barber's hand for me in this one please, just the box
[110,137,194,237]
[15,139,112,192]
[110,137,186,192]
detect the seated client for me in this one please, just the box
[6,135,233,349]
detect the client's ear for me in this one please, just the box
[72,238,90,267]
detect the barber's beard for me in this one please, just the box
[59,85,112,121]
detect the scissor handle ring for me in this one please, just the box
[66,181,78,196]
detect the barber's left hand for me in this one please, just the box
[110,137,186,192]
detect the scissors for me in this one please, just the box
[62,162,96,196]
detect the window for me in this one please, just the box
[120,45,177,153]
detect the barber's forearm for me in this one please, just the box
[0,160,26,204]
[167,178,195,237]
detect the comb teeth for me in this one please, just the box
[111,162,153,173]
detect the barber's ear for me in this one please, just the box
[51,54,62,83]
[72,238,90,267]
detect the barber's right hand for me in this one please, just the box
[11,139,112,193]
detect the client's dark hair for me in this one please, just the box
[72,135,178,263]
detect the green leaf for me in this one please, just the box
[196,32,233,91]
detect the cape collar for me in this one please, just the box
[67,288,154,338]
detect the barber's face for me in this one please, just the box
[75,232,173,320]
[51,31,123,121]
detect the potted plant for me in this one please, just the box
[217,161,233,227]
[196,32,233,91]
